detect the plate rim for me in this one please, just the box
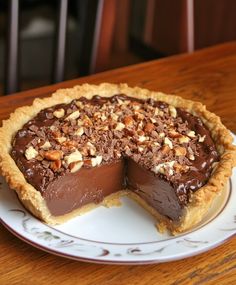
[1,216,235,265]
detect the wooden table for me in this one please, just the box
[0,42,235,285]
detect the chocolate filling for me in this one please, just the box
[126,159,183,220]
[11,94,218,221]
[45,159,125,216]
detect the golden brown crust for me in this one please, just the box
[0,83,235,234]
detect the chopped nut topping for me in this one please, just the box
[65,110,80,120]
[111,113,119,121]
[187,130,196,138]
[44,150,63,161]
[134,111,145,120]
[83,115,93,126]
[117,98,124,105]
[25,146,38,160]
[86,142,96,156]
[64,150,82,165]
[174,163,189,173]
[115,122,125,131]
[132,104,141,110]
[91,156,103,167]
[164,137,173,149]
[138,121,144,129]
[152,161,175,175]
[169,105,177,118]
[198,135,206,142]
[53,108,65,118]
[159,132,165,138]
[144,122,155,133]
[179,135,190,144]
[100,125,109,131]
[83,159,93,167]
[69,161,83,173]
[154,108,161,116]
[101,114,107,121]
[94,112,101,119]
[161,145,171,154]
[124,116,134,127]
[137,130,145,136]
[174,146,187,156]
[189,154,195,161]
[56,136,67,144]
[49,125,57,131]
[50,159,62,171]
[40,141,51,150]
[138,146,144,152]
[77,119,83,126]
[138,135,147,143]
[168,130,181,138]
[61,140,77,150]
[75,127,84,136]
[75,101,84,108]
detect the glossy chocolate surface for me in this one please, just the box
[11,95,218,220]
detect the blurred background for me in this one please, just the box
[1,0,236,95]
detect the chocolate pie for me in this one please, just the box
[0,83,235,234]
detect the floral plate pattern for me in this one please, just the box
[0,137,235,265]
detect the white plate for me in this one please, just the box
[0,138,235,265]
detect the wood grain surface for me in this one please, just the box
[0,42,236,285]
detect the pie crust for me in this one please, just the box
[0,83,235,235]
